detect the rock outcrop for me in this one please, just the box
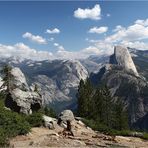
[58,110,75,136]
[17,60,88,112]
[58,110,75,123]
[43,115,57,129]
[5,67,42,114]
[110,46,139,77]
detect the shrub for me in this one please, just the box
[82,118,110,133]
[142,133,148,140]
[43,107,56,118]
[0,128,9,146]
[82,118,133,136]
[0,96,31,146]
[0,110,30,137]
[26,112,43,127]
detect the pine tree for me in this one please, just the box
[77,78,93,117]
[113,98,129,130]
[77,80,129,131]
[92,86,114,127]
[77,79,85,116]
[34,84,39,92]
[84,78,93,117]
[101,85,114,127]
[1,65,13,93]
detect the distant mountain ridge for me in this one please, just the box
[0,59,88,112]
[0,46,147,116]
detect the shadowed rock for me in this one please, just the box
[5,67,42,114]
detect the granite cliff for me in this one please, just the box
[90,46,148,130]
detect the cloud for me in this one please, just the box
[86,18,148,57]
[135,19,148,26]
[54,19,148,60]
[106,13,111,17]
[2,19,148,61]
[58,46,65,51]
[0,43,53,61]
[121,41,148,50]
[54,43,59,47]
[88,26,108,34]
[81,46,103,55]
[74,4,101,20]
[54,42,65,51]
[48,37,54,41]
[113,25,124,32]
[46,28,60,34]
[22,32,47,44]
[55,46,110,60]
[105,21,148,43]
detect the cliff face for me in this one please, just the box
[18,60,88,112]
[90,46,148,130]
[110,46,139,77]
[4,67,42,114]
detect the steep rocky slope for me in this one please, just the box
[110,46,139,77]
[80,55,109,73]
[128,47,148,80]
[15,60,88,112]
[90,46,148,130]
[4,67,42,114]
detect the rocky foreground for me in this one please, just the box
[10,119,148,148]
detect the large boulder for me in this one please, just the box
[58,110,75,128]
[43,115,57,129]
[5,67,42,114]
[10,67,30,91]
[58,110,75,122]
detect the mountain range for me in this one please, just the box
[0,46,148,130]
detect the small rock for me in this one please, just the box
[72,140,86,146]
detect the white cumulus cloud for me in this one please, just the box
[88,26,108,34]
[54,43,59,47]
[22,32,47,44]
[74,4,101,20]
[105,20,148,43]
[54,42,65,51]
[121,41,148,50]
[0,43,53,61]
[86,18,148,56]
[46,28,60,34]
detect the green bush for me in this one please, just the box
[0,128,9,146]
[142,133,148,140]
[0,110,30,137]
[82,118,133,136]
[0,95,31,146]
[0,109,31,146]
[82,118,110,133]
[43,107,56,118]
[26,112,43,127]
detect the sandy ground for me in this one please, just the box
[10,120,148,148]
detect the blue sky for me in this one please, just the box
[0,1,148,60]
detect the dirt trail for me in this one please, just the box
[10,120,148,148]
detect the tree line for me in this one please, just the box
[77,78,129,131]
